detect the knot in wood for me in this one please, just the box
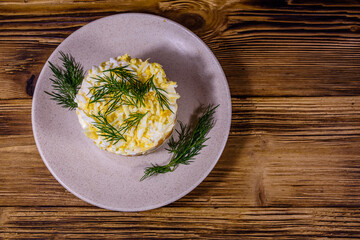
[176,13,205,31]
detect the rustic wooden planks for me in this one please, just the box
[1,97,360,208]
[1,1,360,99]
[2,207,360,239]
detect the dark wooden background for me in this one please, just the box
[2,0,360,238]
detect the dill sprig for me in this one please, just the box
[90,66,172,113]
[105,66,147,108]
[91,111,125,144]
[45,51,84,110]
[90,71,137,114]
[145,75,172,112]
[140,105,218,181]
[90,66,145,111]
[105,66,141,87]
[91,111,148,144]
[120,111,148,133]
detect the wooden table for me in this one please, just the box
[1,0,360,238]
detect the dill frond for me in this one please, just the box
[141,105,218,181]
[45,51,84,110]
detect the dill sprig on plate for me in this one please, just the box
[45,51,84,110]
[140,105,218,181]
[91,111,148,144]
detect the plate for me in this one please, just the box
[32,13,231,211]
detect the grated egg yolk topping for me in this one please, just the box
[75,54,180,156]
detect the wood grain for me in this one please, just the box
[1,0,360,99]
[1,0,360,238]
[2,207,360,239]
[1,97,360,208]
[2,134,360,208]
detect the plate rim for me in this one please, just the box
[32,12,232,212]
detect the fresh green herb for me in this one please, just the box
[90,71,138,114]
[91,111,126,144]
[91,111,148,144]
[120,111,148,133]
[105,66,142,87]
[45,51,84,110]
[105,66,147,108]
[89,67,145,113]
[145,75,172,112]
[91,66,172,113]
[140,105,218,181]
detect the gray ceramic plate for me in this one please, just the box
[32,13,231,212]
